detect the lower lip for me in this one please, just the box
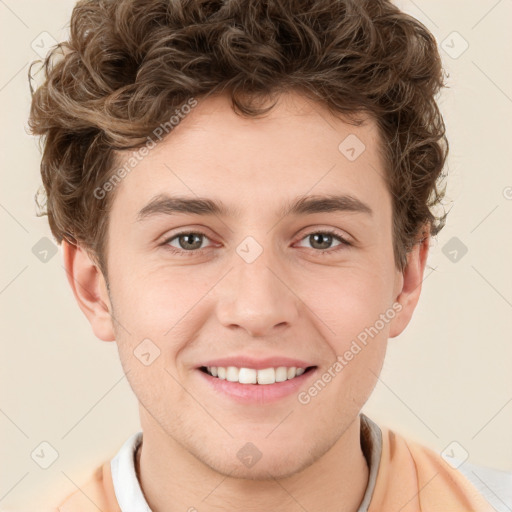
[196,367,318,405]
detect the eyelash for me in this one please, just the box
[161,229,352,257]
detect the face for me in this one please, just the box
[68,91,425,480]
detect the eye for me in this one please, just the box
[163,231,212,256]
[295,230,352,253]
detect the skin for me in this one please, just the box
[63,91,429,512]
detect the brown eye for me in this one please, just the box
[296,230,351,252]
[175,233,204,250]
[163,231,212,255]
[309,233,335,250]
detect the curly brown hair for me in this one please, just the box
[28,0,448,279]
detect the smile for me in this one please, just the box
[199,365,316,385]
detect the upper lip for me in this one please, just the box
[196,356,316,370]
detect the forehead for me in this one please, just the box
[109,91,389,223]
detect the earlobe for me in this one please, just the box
[388,229,430,339]
[62,240,116,342]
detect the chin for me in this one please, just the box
[201,446,315,481]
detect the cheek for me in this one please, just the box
[108,261,220,365]
[304,267,394,343]
[305,272,392,402]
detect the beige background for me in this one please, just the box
[1,1,511,510]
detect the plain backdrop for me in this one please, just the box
[1,1,511,510]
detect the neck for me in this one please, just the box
[136,415,369,512]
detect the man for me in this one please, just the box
[28,0,509,510]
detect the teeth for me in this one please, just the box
[226,366,239,382]
[239,367,257,384]
[275,367,288,382]
[204,366,309,384]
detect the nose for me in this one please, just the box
[214,251,299,338]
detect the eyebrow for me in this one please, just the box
[136,193,373,222]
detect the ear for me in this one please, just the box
[62,239,115,342]
[388,227,430,338]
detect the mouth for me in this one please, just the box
[196,364,319,404]
[198,365,317,385]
